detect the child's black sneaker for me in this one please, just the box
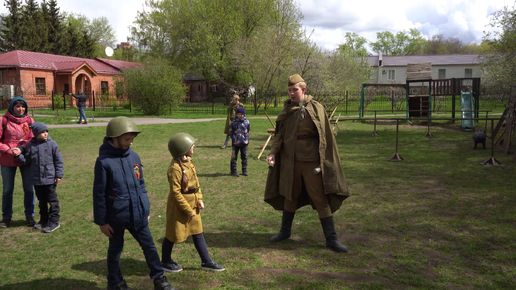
[153,276,175,290]
[26,216,35,227]
[200,260,225,271]
[0,219,11,228]
[161,260,183,272]
[43,222,60,233]
[107,280,133,290]
[34,218,48,230]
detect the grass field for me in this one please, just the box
[0,117,515,290]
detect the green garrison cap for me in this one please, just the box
[288,74,304,86]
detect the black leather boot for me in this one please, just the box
[269,211,295,242]
[320,216,348,253]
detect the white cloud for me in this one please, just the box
[299,0,509,50]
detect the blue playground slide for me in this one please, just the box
[461,91,475,132]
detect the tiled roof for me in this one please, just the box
[0,50,141,74]
[368,54,480,67]
[95,58,142,71]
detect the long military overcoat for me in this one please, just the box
[224,102,242,135]
[264,95,350,213]
[165,156,203,243]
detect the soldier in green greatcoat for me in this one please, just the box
[265,74,350,253]
[220,95,243,149]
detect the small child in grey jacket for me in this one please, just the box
[16,122,63,233]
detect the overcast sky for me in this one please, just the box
[1,0,512,52]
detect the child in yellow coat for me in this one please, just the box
[161,133,225,272]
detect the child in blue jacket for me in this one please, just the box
[229,106,250,177]
[16,122,63,233]
[93,117,174,290]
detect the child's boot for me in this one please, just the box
[242,167,248,176]
[230,159,239,177]
[153,276,175,290]
[0,219,11,228]
[107,280,133,290]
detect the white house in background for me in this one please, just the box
[368,53,482,84]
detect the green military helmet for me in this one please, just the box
[106,116,141,138]
[168,133,197,158]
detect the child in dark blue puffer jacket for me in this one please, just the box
[229,106,250,177]
[93,117,174,290]
[16,122,63,233]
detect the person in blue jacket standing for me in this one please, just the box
[93,116,174,290]
[229,106,250,177]
[15,122,63,233]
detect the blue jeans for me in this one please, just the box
[107,224,163,286]
[1,165,35,219]
[78,107,87,123]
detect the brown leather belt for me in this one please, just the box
[183,187,200,194]
[297,136,318,140]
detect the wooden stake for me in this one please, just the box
[264,111,275,129]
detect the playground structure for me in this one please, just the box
[359,63,481,126]
[489,89,516,157]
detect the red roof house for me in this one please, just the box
[0,50,141,108]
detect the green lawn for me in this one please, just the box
[0,118,515,289]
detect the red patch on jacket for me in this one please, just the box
[134,164,140,179]
[22,124,29,133]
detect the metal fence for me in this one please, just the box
[16,89,511,116]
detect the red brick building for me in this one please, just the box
[0,50,141,108]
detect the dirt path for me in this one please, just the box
[45,117,226,129]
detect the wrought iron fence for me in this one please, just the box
[15,89,511,116]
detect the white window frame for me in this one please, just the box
[388,70,395,80]
[438,69,446,79]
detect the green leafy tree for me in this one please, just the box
[0,0,23,52]
[338,32,369,57]
[480,4,516,95]
[130,0,288,98]
[20,0,45,51]
[41,0,64,54]
[60,14,97,58]
[229,0,306,112]
[370,28,426,55]
[118,59,186,115]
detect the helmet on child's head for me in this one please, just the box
[168,133,197,158]
[106,116,140,138]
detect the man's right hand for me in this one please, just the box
[267,154,275,165]
[99,224,114,238]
